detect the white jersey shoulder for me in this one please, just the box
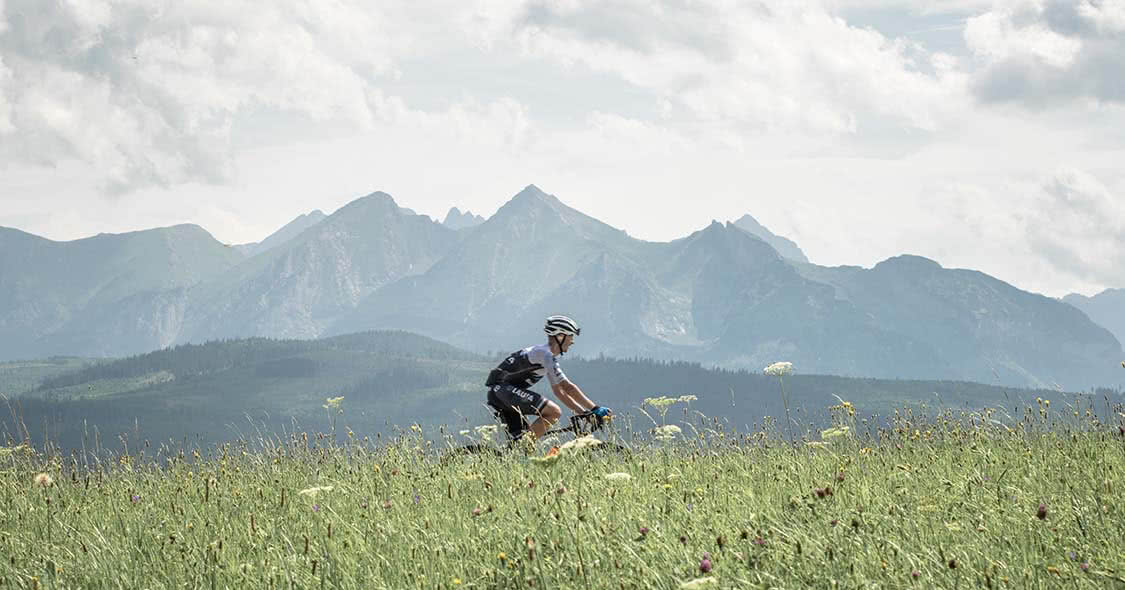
[523,343,568,387]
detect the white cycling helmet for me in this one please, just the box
[544,315,580,337]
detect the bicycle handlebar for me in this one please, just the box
[545,411,612,436]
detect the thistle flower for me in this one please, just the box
[1037,503,1048,520]
[472,507,482,517]
[699,556,712,573]
[34,473,53,488]
[912,570,920,579]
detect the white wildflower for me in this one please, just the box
[679,577,719,589]
[297,485,334,497]
[806,441,829,449]
[677,395,698,403]
[764,362,794,376]
[604,472,632,482]
[322,396,345,411]
[558,435,602,454]
[821,426,850,440]
[653,424,682,440]
[474,424,498,436]
[643,396,678,409]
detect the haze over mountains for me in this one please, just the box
[1,185,1121,390]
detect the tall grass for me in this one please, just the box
[1,397,1124,589]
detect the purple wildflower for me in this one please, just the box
[312,504,320,512]
[699,556,712,574]
[1081,562,1090,572]
[130,494,140,503]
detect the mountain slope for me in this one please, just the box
[731,214,809,263]
[333,185,655,349]
[797,256,1122,386]
[178,192,459,342]
[0,225,243,360]
[1064,289,1125,347]
[235,210,327,257]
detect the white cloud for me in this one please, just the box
[0,0,414,192]
[515,1,968,141]
[965,0,1125,104]
[0,55,12,133]
[1022,168,1125,286]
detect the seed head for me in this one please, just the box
[34,473,53,488]
[1037,503,1048,520]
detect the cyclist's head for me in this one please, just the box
[545,315,580,354]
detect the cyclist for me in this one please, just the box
[485,315,612,442]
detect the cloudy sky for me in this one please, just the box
[1,0,1123,297]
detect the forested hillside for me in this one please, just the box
[4,331,1118,453]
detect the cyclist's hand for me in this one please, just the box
[590,406,612,431]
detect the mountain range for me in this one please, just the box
[1063,289,1125,348]
[1,185,1121,390]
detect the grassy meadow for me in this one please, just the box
[2,396,1124,589]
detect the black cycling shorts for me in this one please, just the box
[487,384,548,438]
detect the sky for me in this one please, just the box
[1,0,1123,298]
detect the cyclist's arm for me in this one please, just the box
[552,380,595,413]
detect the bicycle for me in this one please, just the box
[441,410,628,463]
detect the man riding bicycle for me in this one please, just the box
[485,315,612,441]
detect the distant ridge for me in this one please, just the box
[1064,288,1125,348]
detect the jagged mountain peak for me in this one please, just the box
[730,214,809,263]
[443,207,485,230]
[487,185,630,244]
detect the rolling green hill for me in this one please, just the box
[4,331,1119,453]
